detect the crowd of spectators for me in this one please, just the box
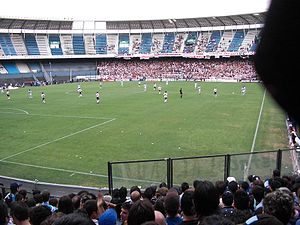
[1,169,300,225]
[97,58,257,81]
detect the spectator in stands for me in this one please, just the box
[154,210,166,225]
[98,208,117,225]
[164,191,182,225]
[82,200,99,225]
[52,212,94,225]
[29,205,52,225]
[201,215,234,225]
[178,190,197,225]
[58,195,74,215]
[0,202,9,225]
[127,199,155,225]
[193,180,220,222]
[42,191,58,213]
[130,191,141,203]
[220,191,234,218]
[120,201,132,225]
[4,182,21,207]
[251,185,265,215]
[10,201,30,225]
[263,190,294,225]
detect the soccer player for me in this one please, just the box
[179,88,183,98]
[6,90,10,100]
[213,88,218,97]
[144,83,147,92]
[194,81,198,89]
[78,87,83,97]
[96,91,100,104]
[99,81,102,89]
[198,86,201,94]
[120,78,124,87]
[153,82,157,91]
[241,86,246,95]
[163,90,168,103]
[138,80,141,87]
[28,89,33,98]
[158,86,162,94]
[41,92,46,103]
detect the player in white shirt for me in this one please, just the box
[158,86,162,94]
[194,81,198,89]
[96,91,100,104]
[198,86,201,94]
[41,92,46,103]
[144,83,147,92]
[163,91,168,103]
[78,88,83,97]
[213,88,218,97]
[120,79,124,87]
[28,89,33,98]
[241,86,246,95]
[153,83,157,91]
[166,79,169,85]
[6,90,10,100]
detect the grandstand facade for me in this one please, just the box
[0,13,265,83]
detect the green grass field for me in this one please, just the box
[0,81,288,187]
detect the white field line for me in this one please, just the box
[0,118,116,161]
[1,160,161,184]
[1,108,29,114]
[244,89,266,179]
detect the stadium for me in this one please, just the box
[0,1,300,223]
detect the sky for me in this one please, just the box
[1,0,271,21]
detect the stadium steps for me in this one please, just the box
[151,33,164,54]
[10,34,28,56]
[84,35,96,55]
[61,34,74,55]
[36,34,51,56]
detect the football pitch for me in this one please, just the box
[0,81,288,187]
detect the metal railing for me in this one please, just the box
[108,148,298,194]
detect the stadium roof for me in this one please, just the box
[1,0,270,21]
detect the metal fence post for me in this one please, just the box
[224,154,231,181]
[107,162,113,195]
[167,158,173,188]
[276,149,282,172]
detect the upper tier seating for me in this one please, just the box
[72,35,86,55]
[183,32,198,53]
[95,34,108,54]
[205,31,222,52]
[0,33,17,56]
[24,34,40,55]
[48,34,63,55]
[118,34,130,55]
[139,33,152,54]
[161,33,175,53]
[227,30,245,52]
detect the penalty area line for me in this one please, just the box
[0,118,116,162]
